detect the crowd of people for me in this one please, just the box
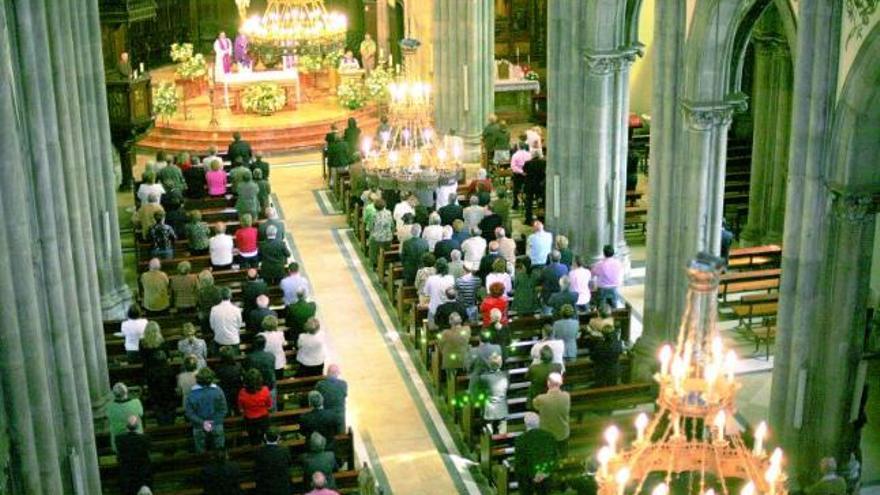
[112,134,349,495]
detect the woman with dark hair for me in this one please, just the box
[296,318,326,377]
[587,306,623,387]
[480,282,510,327]
[343,117,361,160]
[512,258,540,315]
[185,210,211,255]
[215,346,243,415]
[326,132,351,188]
[115,304,148,362]
[238,368,272,445]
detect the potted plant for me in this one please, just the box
[323,48,344,92]
[255,44,282,69]
[152,82,179,124]
[364,64,392,106]
[241,83,287,116]
[337,79,366,110]
[298,54,323,89]
[170,42,208,98]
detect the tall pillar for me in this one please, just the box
[546,0,638,263]
[433,0,494,163]
[375,0,390,57]
[741,32,792,245]
[633,0,687,379]
[770,0,853,489]
[0,0,108,492]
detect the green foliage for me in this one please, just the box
[241,83,287,116]
[153,82,179,123]
[170,43,194,62]
[299,54,324,73]
[170,42,207,80]
[323,48,344,69]
[364,64,392,103]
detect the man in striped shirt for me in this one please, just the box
[454,265,481,322]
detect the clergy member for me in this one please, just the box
[234,32,251,70]
[339,50,361,72]
[117,52,133,78]
[359,33,377,73]
[214,32,233,80]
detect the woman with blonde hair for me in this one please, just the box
[139,321,165,369]
[177,322,207,369]
[197,270,222,331]
[555,235,573,267]
[205,158,227,197]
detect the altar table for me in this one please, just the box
[494,78,541,123]
[218,69,301,114]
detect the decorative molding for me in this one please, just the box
[830,190,879,223]
[680,96,747,131]
[752,33,790,57]
[583,46,642,76]
[845,0,880,46]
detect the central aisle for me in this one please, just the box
[270,155,479,495]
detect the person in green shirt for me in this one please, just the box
[253,168,271,212]
[490,187,512,234]
[140,258,170,313]
[285,288,317,340]
[105,382,144,452]
[806,458,847,495]
[482,113,500,168]
[185,210,211,255]
[235,169,260,219]
[228,158,252,190]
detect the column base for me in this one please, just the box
[91,390,113,423]
[629,336,662,383]
[460,133,483,165]
[615,241,632,278]
[101,284,132,321]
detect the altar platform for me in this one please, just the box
[137,65,378,156]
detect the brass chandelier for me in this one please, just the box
[239,0,347,48]
[595,254,787,495]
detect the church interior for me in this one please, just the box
[1,0,879,494]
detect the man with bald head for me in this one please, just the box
[116,416,152,495]
[316,364,348,434]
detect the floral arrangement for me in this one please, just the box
[337,79,367,110]
[170,43,194,62]
[170,42,207,80]
[524,70,539,81]
[152,82,179,123]
[241,83,287,115]
[323,48,344,69]
[364,64,393,103]
[298,54,324,73]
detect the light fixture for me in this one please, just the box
[240,0,347,51]
[594,253,788,495]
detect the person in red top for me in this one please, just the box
[237,368,272,445]
[235,213,260,268]
[480,282,509,327]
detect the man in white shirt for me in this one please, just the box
[209,223,234,269]
[280,261,309,305]
[422,212,445,251]
[461,228,488,272]
[422,259,455,322]
[393,194,417,229]
[530,332,566,372]
[495,228,517,267]
[209,288,242,355]
[527,221,553,268]
[462,196,486,233]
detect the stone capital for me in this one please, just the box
[753,32,789,57]
[680,95,748,131]
[583,45,642,76]
[830,190,879,224]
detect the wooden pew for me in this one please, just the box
[727,244,782,271]
[718,268,781,302]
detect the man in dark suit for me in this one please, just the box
[438,193,464,226]
[478,205,503,242]
[227,132,253,165]
[401,224,429,284]
[259,207,287,241]
[434,288,468,329]
[202,448,243,495]
[254,428,292,495]
[245,335,277,399]
[316,365,348,435]
[540,251,569,310]
[514,412,558,495]
[258,226,290,285]
[300,391,340,449]
[523,156,546,224]
[248,295,278,333]
[242,269,268,316]
[251,153,270,180]
[301,432,339,489]
[116,416,152,495]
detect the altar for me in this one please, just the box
[217,69,301,114]
[493,60,541,123]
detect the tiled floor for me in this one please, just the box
[270,154,480,494]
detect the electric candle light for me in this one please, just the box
[604,425,620,455]
[705,490,716,495]
[659,345,673,376]
[770,447,783,467]
[714,410,726,443]
[724,350,737,381]
[672,413,681,438]
[635,413,648,443]
[753,421,767,456]
[615,467,630,495]
[740,481,755,495]
[705,363,718,398]
[652,483,669,495]
[671,355,685,392]
[597,446,612,477]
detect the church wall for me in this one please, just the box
[629,0,654,115]
[872,220,880,308]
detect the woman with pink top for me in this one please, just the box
[205,158,227,196]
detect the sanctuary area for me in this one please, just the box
[0,1,879,495]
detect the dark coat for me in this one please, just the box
[540,263,569,301]
[434,301,469,329]
[254,444,292,495]
[116,431,152,495]
[547,290,578,315]
[202,459,243,495]
[183,166,208,198]
[433,238,460,262]
[479,214,503,242]
[438,203,464,226]
[251,159,270,179]
[401,237,429,284]
[316,377,348,415]
[514,428,558,479]
[301,451,338,489]
[259,218,287,242]
[285,300,317,336]
[245,350,277,389]
[243,279,269,314]
[248,307,278,333]
[228,139,253,165]
[326,140,351,168]
[215,362,243,412]
[300,408,340,445]
[258,239,290,283]
[478,253,503,281]
[587,335,623,387]
[523,158,546,194]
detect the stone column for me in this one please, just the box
[633,0,687,379]
[433,0,494,163]
[741,33,792,245]
[375,0,390,57]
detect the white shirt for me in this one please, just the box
[397,224,414,243]
[423,274,455,313]
[393,201,415,228]
[526,129,543,156]
[209,301,242,345]
[497,238,517,265]
[260,330,288,369]
[422,225,445,251]
[485,272,512,295]
[530,339,566,371]
[461,236,487,269]
[280,273,309,305]
[209,234,234,266]
[569,267,592,306]
[297,332,325,366]
[462,205,486,232]
[527,230,553,266]
[137,183,166,205]
[117,318,148,351]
